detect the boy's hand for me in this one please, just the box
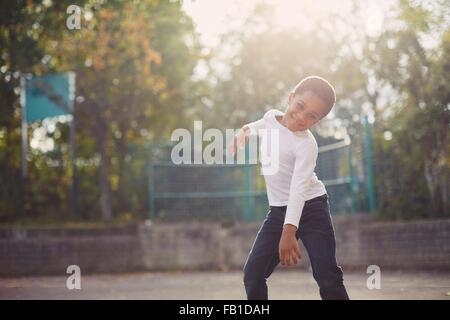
[279,224,301,266]
[229,126,250,156]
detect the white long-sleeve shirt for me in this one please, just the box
[245,109,327,228]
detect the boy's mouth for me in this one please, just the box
[289,113,305,126]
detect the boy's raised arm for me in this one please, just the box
[244,118,266,136]
[229,117,266,156]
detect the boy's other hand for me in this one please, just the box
[229,126,250,156]
[279,224,301,266]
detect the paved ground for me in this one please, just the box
[1,269,449,300]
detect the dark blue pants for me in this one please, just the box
[243,194,349,300]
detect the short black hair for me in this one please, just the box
[292,76,336,118]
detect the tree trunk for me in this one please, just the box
[423,128,449,218]
[89,103,113,221]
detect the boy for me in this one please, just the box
[230,76,349,300]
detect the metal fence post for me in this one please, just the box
[148,163,155,221]
[348,143,357,214]
[364,115,376,213]
[244,144,254,221]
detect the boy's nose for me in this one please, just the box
[294,112,306,124]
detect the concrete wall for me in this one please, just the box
[1,216,449,277]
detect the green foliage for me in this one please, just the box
[0,0,448,224]
[0,0,206,222]
[366,1,450,219]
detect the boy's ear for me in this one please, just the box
[288,92,294,104]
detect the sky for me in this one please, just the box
[182,0,390,48]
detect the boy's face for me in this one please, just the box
[283,90,327,132]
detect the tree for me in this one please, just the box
[0,0,85,218]
[367,0,449,218]
[0,0,206,221]
[49,0,203,219]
